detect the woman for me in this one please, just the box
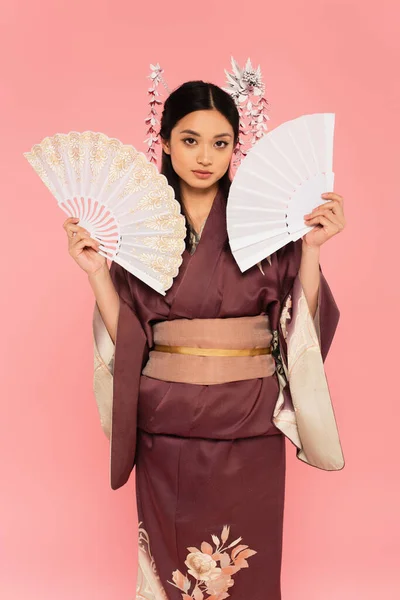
[64,81,345,599]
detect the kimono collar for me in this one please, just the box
[182,185,228,256]
[164,186,228,317]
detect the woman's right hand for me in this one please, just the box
[63,217,107,275]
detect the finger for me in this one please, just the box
[305,207,340,222]
[63,217,80,229]
[321,192,344,204]
[66,225,91,239]
[71,225,91,236]
[306,209,340,223]
[69,230,94,246]
[320,211,343,228]
[304,214,342,233]
[73,237,100,252]
[304,210,346,230]
[305,201,343,218]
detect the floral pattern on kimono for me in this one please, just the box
[136,521,169,599]
[167,524,257,600]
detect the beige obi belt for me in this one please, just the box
[141,315,276,385]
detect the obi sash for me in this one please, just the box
[141,314,276,385]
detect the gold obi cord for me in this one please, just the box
[142,315,276,385]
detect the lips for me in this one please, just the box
[193,170,212,174]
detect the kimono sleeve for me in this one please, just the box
[274,238,344,470]
[92,261,149,490]
[277,238,340,364]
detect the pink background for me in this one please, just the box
[1,0,399,598]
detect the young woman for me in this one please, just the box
[64,81,345,599]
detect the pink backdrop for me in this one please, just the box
[1,0,399,598]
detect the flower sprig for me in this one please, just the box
[167,524,257,599]
[144,63,170,164]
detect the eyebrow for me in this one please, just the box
[179,129,232,138]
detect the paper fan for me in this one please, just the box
[227,113,335,272]
[23,131,187,295]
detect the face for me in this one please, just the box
[161,109,235,191]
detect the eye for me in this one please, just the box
[215,140,229,148]
[183,137,197,145]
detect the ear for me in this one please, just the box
[161,138,171,155]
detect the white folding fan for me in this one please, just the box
[23,131,187,295]
[227,113,335,272]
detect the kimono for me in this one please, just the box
[92,186,344,599]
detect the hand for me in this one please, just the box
[303,192,346,248]
[63,218,107,275]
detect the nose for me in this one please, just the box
[197,144,213,166]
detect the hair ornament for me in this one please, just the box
[144,63,171,164]
[222,57,270,166]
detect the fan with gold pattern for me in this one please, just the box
[24,131,187,295]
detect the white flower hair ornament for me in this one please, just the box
[222,56,270,166]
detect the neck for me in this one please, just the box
[180,181,220,229]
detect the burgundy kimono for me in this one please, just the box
[92,187,344,599]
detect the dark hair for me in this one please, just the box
[159,80,239,210]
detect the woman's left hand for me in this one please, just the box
[303,192,346,248]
